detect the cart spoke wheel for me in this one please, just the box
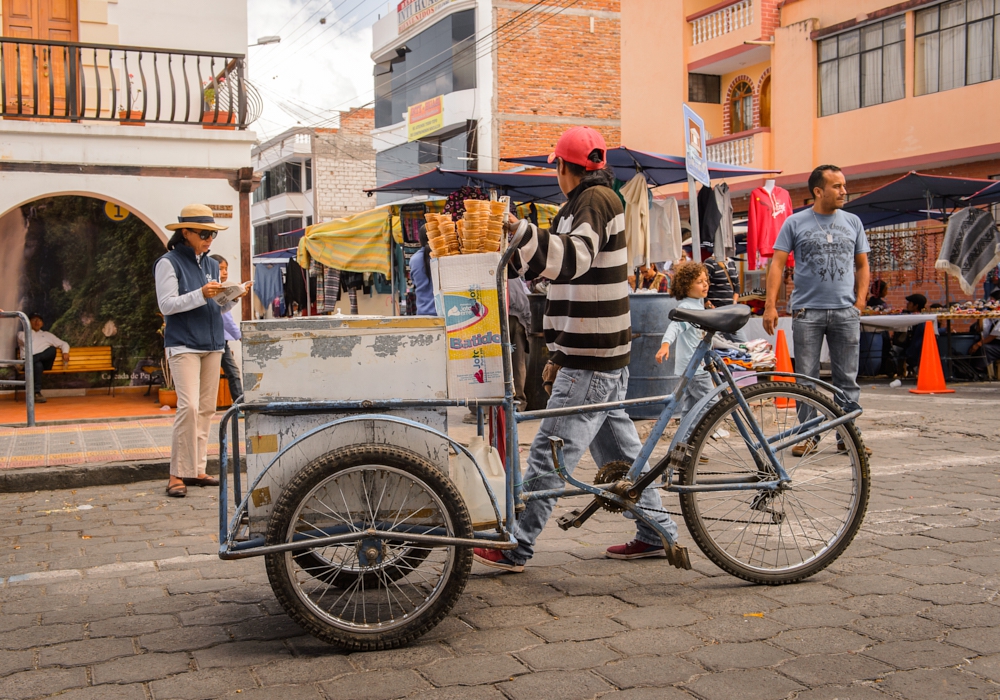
[265,445,472,651]
[679,381,869,584]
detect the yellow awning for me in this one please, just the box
[297,209,391,276]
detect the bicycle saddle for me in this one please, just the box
[668,304,751,334]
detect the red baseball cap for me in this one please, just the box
[547,126,608,171]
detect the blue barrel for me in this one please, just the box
[625,294,679,419]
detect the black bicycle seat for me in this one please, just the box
[668,304,752,334]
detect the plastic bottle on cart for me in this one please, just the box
[452,436,507,530]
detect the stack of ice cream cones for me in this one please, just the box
[425,212,460,257]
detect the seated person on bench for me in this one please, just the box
[16,313,69,403]
[970,290,1000,373]
[890,293,927,378]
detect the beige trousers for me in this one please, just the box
[168,351,223,479]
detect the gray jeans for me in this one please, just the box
[509,366,678,565]
[792,307,861,425]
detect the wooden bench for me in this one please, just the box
[16,346,117,398]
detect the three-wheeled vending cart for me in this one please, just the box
[216,237,870,652]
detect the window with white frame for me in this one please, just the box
[915,0,1000,95]
[818,16,906,116]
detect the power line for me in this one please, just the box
[255,0,362,69]
[256,0,380,74]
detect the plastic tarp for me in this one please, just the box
[501,146,779,188]
[966,180,1000,206]
[297,209,391,276]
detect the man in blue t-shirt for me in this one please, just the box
[763,165,871,456]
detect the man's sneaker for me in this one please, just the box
[34,393,47,404]
[473,548,524,572]
[791,438,816,457]
[606,539,665,560]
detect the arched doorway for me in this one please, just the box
[0,195,166,391]
[759,74,772,128]
[729,80,754,134]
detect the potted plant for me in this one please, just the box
[119,74,144,125]
[202,79,235,129]
[157,357,177,408]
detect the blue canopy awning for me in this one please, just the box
[843,171,997,224]
[965,180,1000,206]
[365,168,565,203]
[502,145,778,187]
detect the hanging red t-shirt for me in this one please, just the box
[748,186,794,270]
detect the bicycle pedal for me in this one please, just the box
[665,543,692,570]
[556,509,584,530]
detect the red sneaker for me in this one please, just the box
[606,539,665,560]
[473,548,524,572]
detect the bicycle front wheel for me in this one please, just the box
[679,381,869,584]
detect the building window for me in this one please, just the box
[374,9,477,129]
[689,73,721,103]
[253,216,303,255]
[251,162,305,202]
[819,16,905,116]
[305,159,312,191]
[759,74,772,127]
[916,0,1000,95]
[729,80,754,133]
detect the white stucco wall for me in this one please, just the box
[108,0,248,55]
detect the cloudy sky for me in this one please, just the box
[246,0,386,142]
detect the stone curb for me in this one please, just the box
[0,457,245,493]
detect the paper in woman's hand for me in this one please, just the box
[214,281,246,306]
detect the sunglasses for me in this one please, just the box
[196,230,218,241]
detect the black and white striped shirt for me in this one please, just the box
[512,183,630,371]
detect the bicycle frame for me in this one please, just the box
[215,228,862,561]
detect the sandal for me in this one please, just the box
[166,482,187,498]
[182,475,219,487]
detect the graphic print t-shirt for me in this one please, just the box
[773,209,870,311]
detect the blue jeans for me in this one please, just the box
[509,367,678,565]
[792,307,861,424]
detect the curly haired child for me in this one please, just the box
[656,261,715,420]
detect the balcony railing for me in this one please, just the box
[707,133,755,166]
[691,0,754,45]
[0,37,262,127]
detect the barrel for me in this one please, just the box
[625,294,680,419]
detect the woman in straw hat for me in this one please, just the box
[155,204,251,497]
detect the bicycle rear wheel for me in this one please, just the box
[678,381,869,584]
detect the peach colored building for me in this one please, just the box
[622,0,1000,305]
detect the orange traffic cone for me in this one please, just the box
[774,329,795,408]
[910,321,955,394]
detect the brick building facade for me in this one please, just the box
[494,0,620,165]
[313,108,376,222]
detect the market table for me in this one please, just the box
[859,313,939,332]
[743,317,830,362]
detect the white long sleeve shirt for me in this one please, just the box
[154,257,235,358]
[17,330,70,359]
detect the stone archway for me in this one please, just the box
[0,194,167,390]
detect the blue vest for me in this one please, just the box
[157,246,225,351]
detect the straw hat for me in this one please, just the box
[165,203,228,231]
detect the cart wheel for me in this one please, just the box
[679,381,869,585]
[264,445,473,651]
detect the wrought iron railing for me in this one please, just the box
[0,37,261,127]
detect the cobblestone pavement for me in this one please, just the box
[2,386,1000,700]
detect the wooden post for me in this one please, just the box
[231,166,259,321]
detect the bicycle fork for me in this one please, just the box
[548,438,692,571]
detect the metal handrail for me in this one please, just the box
[0,311,34,426]
[0,36,258,127]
